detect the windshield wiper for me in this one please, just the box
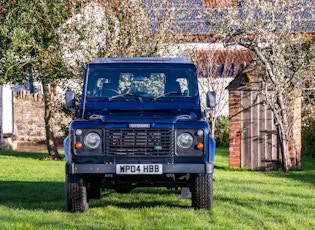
[108,93,143,102]
[153,91,183,101]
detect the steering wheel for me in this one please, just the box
[103,88,119,94]
[94,89,119,96]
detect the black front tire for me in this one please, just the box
[66,174,89,212]
[191,173,213,210]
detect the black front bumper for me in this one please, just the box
[66,162,214,175]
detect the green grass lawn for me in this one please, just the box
[0,148,315,230]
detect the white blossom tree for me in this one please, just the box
[60,0,181,76]
[206,0,315,171]
[187,47,252,138]
[0,0,182,158]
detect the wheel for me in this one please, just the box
[66,174,89,212]
[191,173,213,210]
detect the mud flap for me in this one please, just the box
[180,187,192,199]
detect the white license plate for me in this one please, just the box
[116,164,162,175]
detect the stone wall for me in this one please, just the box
[13,90,68,145]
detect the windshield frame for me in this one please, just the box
[83,63,198,100]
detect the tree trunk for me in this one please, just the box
[280,134,292,172]
[43,84,61,160]
[276,122,292,172]
[207,113,215,138]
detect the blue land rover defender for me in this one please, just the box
[64,58,216,212]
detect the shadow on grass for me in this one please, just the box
[0,150,65,160]
[271,170,315,187]
[0,181,65,211]
[215,147,315,186]
[94,199,191,210]
[264,155,315,186]
[0,181,192,211]
[0,150,48,160]
[93,188,192,209]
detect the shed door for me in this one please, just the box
[240,91,279,170]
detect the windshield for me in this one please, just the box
[85,66,197,99]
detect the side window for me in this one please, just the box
[177,78,189,94]
[97,78,105,89]
[87,68,118,97]
[87,78,105,96]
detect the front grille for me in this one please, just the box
[104,129,174,156]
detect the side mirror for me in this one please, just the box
[65,90,76,108]
[206,91,216,108]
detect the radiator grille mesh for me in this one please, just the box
[104,129,174,156]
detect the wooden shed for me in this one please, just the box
[226,67,302,171]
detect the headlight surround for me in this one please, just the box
[177,132,194,149]
[84,132,101,149]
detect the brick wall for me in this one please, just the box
[228,90,241,169]
[289,91,302,167]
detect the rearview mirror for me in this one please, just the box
[65,90,76,108]
[206,91,216,108]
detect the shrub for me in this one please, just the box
[302,105,315,157]
[215,115,229,147]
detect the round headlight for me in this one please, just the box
[177,132,194,149]
[75,129,82,136]
[197,129,204,137]
[85,132,101,149]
